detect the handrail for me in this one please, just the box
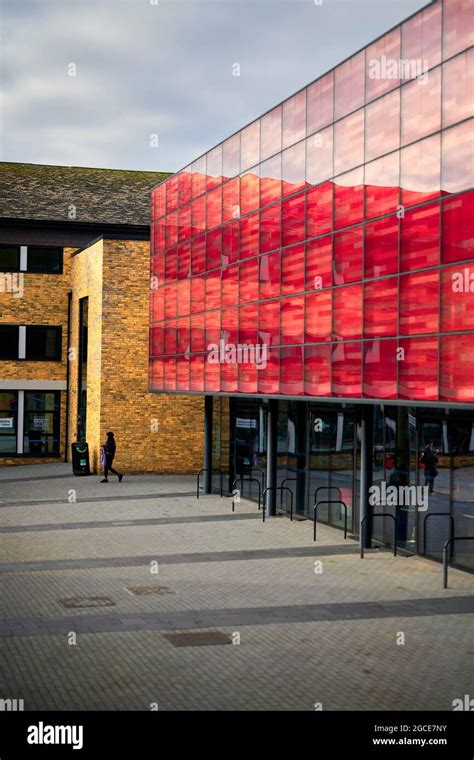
[443,536,474,589]
[280,477,296,508]
[360,513,397,558]
[314,486,342,508]
[231,477,261,513]
[196,469,225,498]
[423,512,454,558]
[313,500,348,541]
[263,486,294,522]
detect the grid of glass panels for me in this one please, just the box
[150,0,474,402]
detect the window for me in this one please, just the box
[0,245,20,271]
[25,326,62,361]
[0,326,19,359]
[23,392,60,455]
[0,392,17,454]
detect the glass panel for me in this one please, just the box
[401,67,441,146]
[222,177,240,223]
[365,89,400,162]
[366,28,401,101]
[191,234,205,274]
[259,250,281,300]
[0,391,17,454]
[205,228,222,271]
[23,392,59,454]
[306,182,333,238]
[260,106,282,161]
[305,344,331,396]
[25,327,61,360]
[281,192,306,247]
[363,278,398,337]
[440,333,474,402]
[442,191,474,264]
[399,270,439,335]
[400,133,440,207]
[190,313,205,351]
[150,357,163,389]
[333,227,363,285]
[239,257,258,303]
[166,175,179,214]
[27,247,62,274]
[443,0,474,60]
[365,152,400,220]
[334,51,365,120]
[0,326,19,359]
[191,197,205,237]
[177,242,191,279]
[334,110,364,176]
[165,211,178,247]
[178,169,192,206]
[259,154,281,207]
[441,263,474,332]
[305,290,332,342]
[222,221,240,264]
[223,133,240,180]
[280,346,304,395]
[206,145,222,190]
[281,243,304,296]
[306,71,334,135]
[240,121,260,172]
[442,119,474,195]
[260,203,281,254]
[333,283,362,339]
[442,49,474,128]
[221,263,239,308]
[280,296,304,345]
[402,1,441,71]
[364,215,398,279]
[363,339,397,399]
[332,341,362,397]
[400,201,440,272]
[206,186,222,229]
[190,353,204,392]
[205,269,221,311]
[334,167,364,230]
[178,204,191,243]
[239,213,259,259]
[191,277,204,316]
[281,141,306,197]
[240,167,260,215]
[258,346,280,394]
[306,126,333,186]
[191,156,207,199]
[305,235,332,291]
[259,299,280,347]
[282,90,306,149]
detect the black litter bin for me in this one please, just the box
[71,441,91,476]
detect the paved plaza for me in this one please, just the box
[0,463,473,711]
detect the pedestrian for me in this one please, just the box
[422,440,439,494]
[100,431,123,483]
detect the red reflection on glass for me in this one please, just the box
[240,213,259,259]
[333,283,362,339]
[166,175,179,214]
[364,216,398,279]
[365,152,400,219]
[334,110,364,176]
[165,319,176,354]
[398,337,438,400]
[150,325,164,356]
[334,168,364,230]
[441,264,474,332]
[305,290,332,342]
[152,253,164,284]
[306,126,333,186]
[205,269,220,311]
[442,120,474,194]
[258,347,280,395]
[443,49,474,128]
[282,90,306,149]
[176,353,190,391]
[280,346,304,395]
[282,192,306,247]
[442,191,474,264]
[191,276,205,316]
[240,168,260,215]
[223,133,240,180]
[206,186,222,229]
[282,141,306,197]
[221,306,238,345]
[191,234,205,275]
[176,317,190,355]
[205,310,220,347]
[191,156,206,198]
[153,220,166,255]
[335,51,365,120]
[306,236,332,290]
[223,177,240,223]
[206,145,222,191]
[150,357,164,390]
[205,228,222,271]
[366,28,400,101]
[260,203,281,253]
[365,89,400,162]
[190,353,205,392]
[364,278,398,338]
[440,333,474,402]
[333,227,363,285]
[177,242,191,280]
[260,154,281,207]
[178,170,192,207]
[220,356,238,393]
[332,341,362,397]
[163,355,176,391]
[177,278,191,317]
[221,263,239,308]
[239,303,258,344]
[307,72,334,135]
[191,196,205,237]
[205,352,220,391]
[164,283,177,319]
[261,106,282,161]
[402,1,441,71]
[401,67,441,146]
[165,212,178,248]
[304,344,331,396]
[363,339,397,399]
[178,204,191,243]
[280,296,304,345]
[155,184,166,218]
[400,202,440,272]
[401,134,440,207]
[443,0,474,60]
[151,288,164,323]
[259,299,280,347]
[306,182,332,238]
[259,250,281,300]
[241,121,260,172]
[165,247,177,283]
[222,221,240,265]
[281,243,304,296]
[239,257,259,303]
[190,313,205,351]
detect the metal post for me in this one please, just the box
[359,405,373,550]
[266,399,278,517]
[203,395,213,494]
[295,401,307,516]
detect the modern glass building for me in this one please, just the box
[150,0,474,571]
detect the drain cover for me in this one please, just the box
[163,631,232,647]
[127,586,174,596]
[59,596,116,609]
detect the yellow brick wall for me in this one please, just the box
[0,251,71,465]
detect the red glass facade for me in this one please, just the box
[150,0,474,404]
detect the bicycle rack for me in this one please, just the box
[360,513,398,558]
[231,477,261,513]
[443,536,474,589]
[196,469,224,498]
[313,500,348,541]
[423,512,455,558]
[249,467,265,495]
[314,485,342,508]
[263,486,294,522]
[280,477,296,508]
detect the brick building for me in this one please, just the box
[0,162,204,473]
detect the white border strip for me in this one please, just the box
[0,380,66,390]
[17,390,24,454]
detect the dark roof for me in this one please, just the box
[0,162,170,226]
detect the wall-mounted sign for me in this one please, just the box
[0,418,14,429]
[236,417,257,429]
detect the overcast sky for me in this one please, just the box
[1,0,429,174]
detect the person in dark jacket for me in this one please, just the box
[423,440,439,494]
[100,431,123,483]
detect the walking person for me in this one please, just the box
[100,431,123,483]
[422,440,439,494]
